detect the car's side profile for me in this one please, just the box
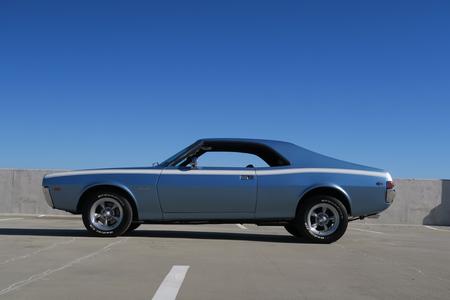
[42,138,395,243]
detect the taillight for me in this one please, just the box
[386,181,395,189]
[385,180,396,203]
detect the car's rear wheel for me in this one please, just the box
[293,195,348,243]
[82,191,133,237]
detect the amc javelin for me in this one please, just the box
[42,138,395,243]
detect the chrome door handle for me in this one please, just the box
[240,175,254,180]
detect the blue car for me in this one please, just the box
[42,138,395,243]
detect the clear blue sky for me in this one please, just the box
[0,0,449,179]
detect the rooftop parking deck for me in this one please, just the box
[0,216,449,299]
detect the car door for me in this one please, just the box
[157,166,257,219]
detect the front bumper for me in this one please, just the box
[42,187,54,208]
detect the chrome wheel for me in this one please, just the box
[306,202,340,237]
[89,198,123,231]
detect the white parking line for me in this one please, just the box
[354,223,424,227]
[236,224,247,230]
[350,227,385,235]
[0,218,23,222]
[0,238,128,296]
[0,238,76,265]
[357,223,450,232]
[424,225,450,232]
[152,265,190,300]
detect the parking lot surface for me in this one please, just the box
[0,216,449,300]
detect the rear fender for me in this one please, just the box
[298,183,352,215]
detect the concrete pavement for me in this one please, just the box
[0,216,449,299]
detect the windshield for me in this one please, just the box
[159,141,201,167]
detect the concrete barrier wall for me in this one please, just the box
[364,179,450,225]
[0,169,68,215]
[0,169,449,225]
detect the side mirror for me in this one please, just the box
[152,162,159,167]
[188,156,198,169]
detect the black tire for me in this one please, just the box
[293,195,348,244]
[127,223,141,232]
[284,223,303,237]
[82,191,133,237]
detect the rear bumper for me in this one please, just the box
[42,187,54,208]
[386,188,396,204]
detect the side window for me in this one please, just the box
[197,152,269,168]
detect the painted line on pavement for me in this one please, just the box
[236,224,248,230]
[350,227,385,235]
[357,223,450,232]
[0,238,128,296]
[0,238,76,266]
[355,223,421,227]
[152,265,190,300]
[0,218,24,222]
[425,225,450,232]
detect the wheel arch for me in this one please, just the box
[76,183,139,221]
[297,184,352,216]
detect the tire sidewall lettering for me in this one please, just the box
[301,196,347,243]
[82,191,133,237]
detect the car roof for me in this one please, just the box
[196,138,383,171]
[198,138,292,147]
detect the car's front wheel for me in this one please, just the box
[82,191,133,237]
[292,195,348,243]
[126,223,141,232]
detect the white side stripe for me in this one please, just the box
[45,168,387,178]
[164,169,255,175]
[152,265,190,300]
[45,169,162,178]
[257,168,386,177]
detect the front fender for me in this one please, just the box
[76,182,139,213]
